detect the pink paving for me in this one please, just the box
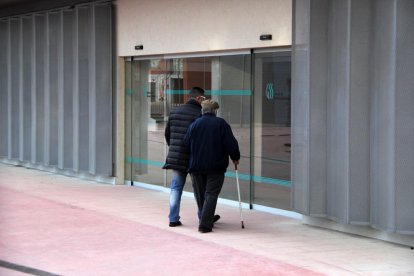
[0,187,319,276]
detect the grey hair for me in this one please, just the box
[202,109,217,115]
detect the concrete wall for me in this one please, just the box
[116,0,292,57]
[292,0,414,240]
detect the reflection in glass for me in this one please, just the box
[210,55,251,203]
[125,51,292,211]
[253,52,291,210]
[125,60,132,181]
[130,59,166,186]
[165,57,213,194]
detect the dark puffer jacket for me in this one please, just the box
[183,113,240,174]
[163,99,202,171]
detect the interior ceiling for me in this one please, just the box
[0,0,96,17]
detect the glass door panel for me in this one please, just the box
[129,59,167,186]
[210,55,251,203]
[164,57,211,194]
[253,51,292,209]
[125,60,132,182]
[125,51,292,211]
[164,55,252,204]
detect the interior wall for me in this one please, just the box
[116,0,292,57]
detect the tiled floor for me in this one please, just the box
[0,163,413,275]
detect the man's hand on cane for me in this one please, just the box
[232,159,239,170]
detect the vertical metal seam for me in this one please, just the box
[346,0,352,224]
[306,0,311,215]
[130,57,133,184]
[369,0,378,226]
[89,3,96,175]
[73,6,79,172]
[326,0,332,218]
[291,0,296,212]
[7,19,12,159]
[31,15,37,164]
[19,18,24,162]
[44,13,50,166]
[367,0,374,230]
[58,10,64,169]
[391,0,397,232]
[163,59,167,187]
[111,3,116,177]
[249,49,254,209]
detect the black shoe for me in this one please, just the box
[169,221,182,227]
[213,215,221,223]
[198,226,212,233]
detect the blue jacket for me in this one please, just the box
[184,113,240,174]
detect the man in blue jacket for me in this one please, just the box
[184,100,240,233]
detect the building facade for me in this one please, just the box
[0,0,412,246]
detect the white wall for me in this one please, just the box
[116,0,292,57]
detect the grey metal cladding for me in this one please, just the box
[292,0,414,234]
[0,2,113,180]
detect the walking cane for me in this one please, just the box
[235,163,245,229]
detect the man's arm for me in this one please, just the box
[222,122,240,162]
[183,122,194,147]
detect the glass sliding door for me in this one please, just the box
[163,55,252,203]
[253,51,292,209]
[126,59,168,186]
[164,57,212,194]
[125,54,252,201]
[125,50,292,211]
[210,55,251,203]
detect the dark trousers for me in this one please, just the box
[190,173,225,230]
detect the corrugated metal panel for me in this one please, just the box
[292,0,414,234]
[0,2,113,181]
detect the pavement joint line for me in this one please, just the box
[0,259,61,276]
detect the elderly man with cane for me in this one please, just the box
[184,100,240,233]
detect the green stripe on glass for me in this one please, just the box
[224,172,291,187]
[125,157,164,167]
[164,89,189,95]
[125,157,291,187]
[126,85,149,95]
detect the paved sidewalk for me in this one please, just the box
[0,163,413,275]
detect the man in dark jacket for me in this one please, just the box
[184,100,240,233]
[163,87,205,227]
